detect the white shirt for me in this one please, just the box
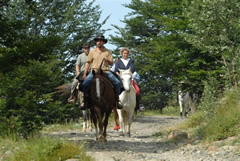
[121,58,130,67]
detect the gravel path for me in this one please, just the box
[50,115,240,161]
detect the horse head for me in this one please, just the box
[119,68,132,92]
[92,70,105,102]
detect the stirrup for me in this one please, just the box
[117,103,123,109]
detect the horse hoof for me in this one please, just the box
[98,136,107,142]
[125,133,131,138]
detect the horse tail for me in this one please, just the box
[55,83,71,96]
[97,58,105,74]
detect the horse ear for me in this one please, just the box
[119,69,124,74]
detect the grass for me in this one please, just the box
[42,121,82,133]
[0,134,94,161]
[143,106,179,116]
[183,88,240,143]
[150,88,240,151]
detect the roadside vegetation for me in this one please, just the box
[153,87,240,150]
[142,106,179,116]
[1,0,240,159]
[186,87,240,143]
[0,134,93,161]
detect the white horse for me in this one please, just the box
[117,68,136,137]
[178,90,196,118]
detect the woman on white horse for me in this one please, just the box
[113,48,139,135]
[114,47,140,98]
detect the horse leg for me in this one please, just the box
[95,108,104,141]
[126,112,133,137]
[123,111,128,136]
[79,91,84,108]
[179,100,183,118]
[113,108,120,130]
[87,109,92,131]
[117,109,124,136]
[82,110,87,132]
[103,110,111,141]
[90,109,99,140]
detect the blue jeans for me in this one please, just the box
[82,71,121,96]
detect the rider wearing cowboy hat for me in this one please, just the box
[81,35,122,110]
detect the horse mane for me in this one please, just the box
[119,68,132,75]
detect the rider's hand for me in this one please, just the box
[82,74,86,80]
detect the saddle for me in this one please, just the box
[94,70,124,99]
[110,71,124,94]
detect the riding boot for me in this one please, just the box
[116,96,123,109]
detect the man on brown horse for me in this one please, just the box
[68,43,91,103]
[81,35,122,110]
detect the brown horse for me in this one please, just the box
[87,69,115,141]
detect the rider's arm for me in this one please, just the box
[83,62,90,80]
[76,64,80,76]
[105,57,113,65]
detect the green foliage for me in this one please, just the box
[200,77,223,117]
[204,89,240,141]
[0,135,93,161]
[0,0,108,136]
[185,111,206,128]
[188,88,240,142]
[184,0,240,87]
[110,0,220,110]
[42,121,82,133]
[143,106,179,116]
[162,106,179,116]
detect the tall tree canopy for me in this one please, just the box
[110,0,221,109]
[184,0,240,88]
[0,0,108,135]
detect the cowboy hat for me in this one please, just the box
[94,35,108,44]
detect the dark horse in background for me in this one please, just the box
[86,60,116,141]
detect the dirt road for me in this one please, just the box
[52,115,240,161]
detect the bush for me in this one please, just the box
[0,135,93,161]
[192,88,240,142]
[0,61,81,137]
[185,111,206,128]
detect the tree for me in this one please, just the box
[184,0,240,88]
[0,0,108,136]
[110,0,220,109]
